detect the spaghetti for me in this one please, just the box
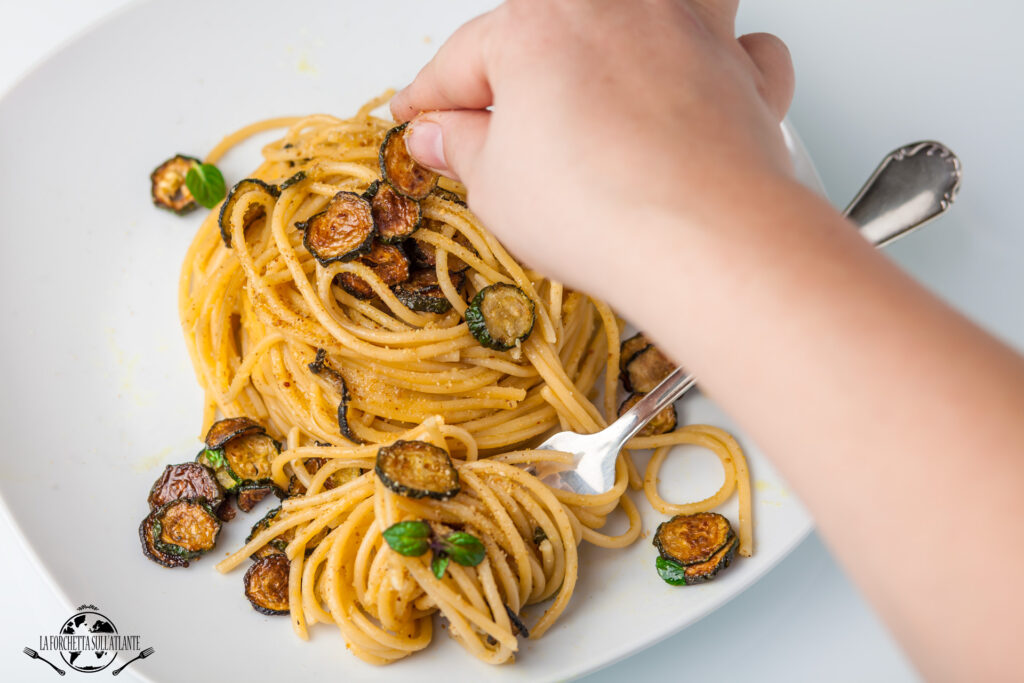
[178,94,753,664]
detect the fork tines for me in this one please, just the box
[23,646,38,658]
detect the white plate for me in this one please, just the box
[0,1,820,680]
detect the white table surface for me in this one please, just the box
[4,1,1020,681]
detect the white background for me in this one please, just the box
[3,1,1021,680]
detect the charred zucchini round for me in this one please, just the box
[407,226,472,273]
[681,534,738,584]
[393,268,464,313]
[303,191,375,266]
[152,498,221,560]
[139,510,189,568]
[375,440,460,500]
[147,462,224,511]
[430,186,467,207]
[278,170,307,190]
[218,179,280,247]
[380,123,439,200]
[617,393,678,436]
[196,447,241,492]
[366,179,421,243]
[247,506,288,559]
[465,283,536,351]
[287,458,362,496]
[653,512,734,567]
[504,605,530,639]
[223,433,281,483]
[244,555,290,615]
[623,344,677,393]
[236,480,282,513]
[335,241,411,300]
[150,154,200,214]
[205,417,266,449]
[307,349,358,443]
[619,333,651,373]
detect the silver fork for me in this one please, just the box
[22,646,66,676]
[112,646,155,676]
[535,141,962,495]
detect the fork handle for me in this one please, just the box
[610,370,696,445]
[42,658,65,676]
[112,654,141,676]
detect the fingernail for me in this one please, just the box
[406,120,447,171]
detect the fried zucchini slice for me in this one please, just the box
[236,480,281,513]
[223,433,280,483]
[407,226,472,273]
[617,393,678,436]
[653,512,734,567]
[246,506,288,559]
[619,333,651,373]
[278,170,307,190]
[205,417,266,449]
[217,178,280,247]
[466,283,536,351]
[681,535,738,584]
[336,241,411,300]
[623,345,677,393]
[139,510,189,568]
[380,123,438,200]
[376,440,460,500]
[505,605,530,638]
[365,179,421,243]
[303,191,375,266]
[393,268,465,313]
[152,498,221,560]
[246,505,328,559]
[288,457,362,496]
[307,349,358,442]
[244,555,290,615]
[430,186,467,207]
[150,154,200,214]
[147,462,224,511]
[196,447,241,492]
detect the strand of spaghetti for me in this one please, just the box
[205,116,303,164]
[221,332,284,402]
[687,424,753,557]
[578,491,643,548]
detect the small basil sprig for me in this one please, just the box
[382,520,486,579]
[442,531,486,567]
[184,161,227,209]
[382,520,432,556]
[655,556,688,586]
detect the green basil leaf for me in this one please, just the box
[184,162,227,209]
[382,520,431,557]
[442,531,486,567]
[655,556,688,586]
[431,554,450,579]
[533,526,547,545]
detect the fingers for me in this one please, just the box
[738,32,795,120]
[405,110,491,185]
[390,12,496,122]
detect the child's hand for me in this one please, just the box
[391,0,795,306]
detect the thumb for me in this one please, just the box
[738,32,795,121]
[404,110,491,185]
